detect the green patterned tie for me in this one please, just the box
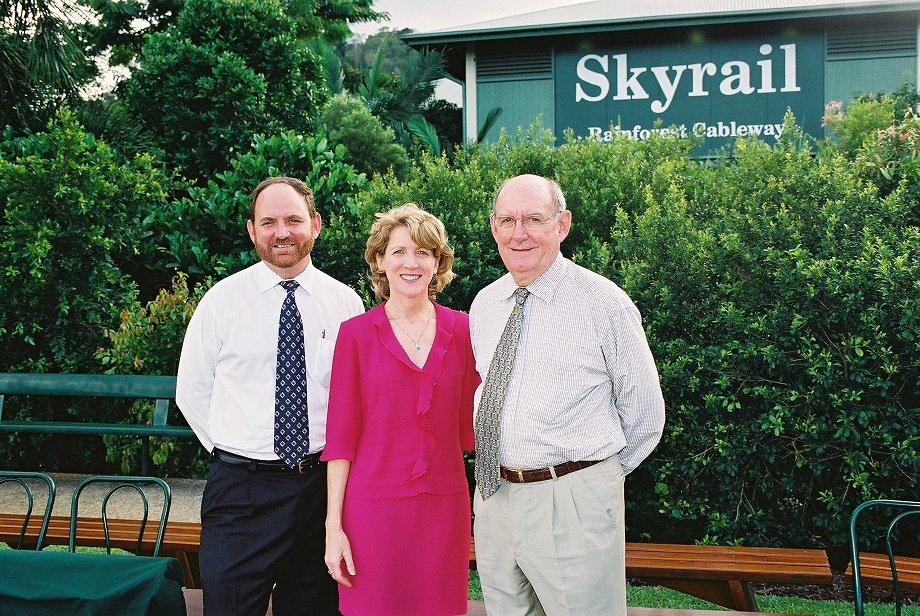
[475,287,530,499]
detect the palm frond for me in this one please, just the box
[405,114,440,154]
[477,106,504,143]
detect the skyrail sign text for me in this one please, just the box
[554,31,824,152]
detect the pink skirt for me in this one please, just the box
[338,491,471,616]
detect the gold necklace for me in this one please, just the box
[385,306,434,351]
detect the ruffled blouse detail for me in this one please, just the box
[374,303,455,481]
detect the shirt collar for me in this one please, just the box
[495,252,567,304]
[255,260,318,295]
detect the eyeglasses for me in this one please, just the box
[491,210,562,231]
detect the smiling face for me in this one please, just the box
[247,182,322,278]
[375,225,437,301]
[491,174,571,287]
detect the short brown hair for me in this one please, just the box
[249,177,317,220]
[365,204,456,300]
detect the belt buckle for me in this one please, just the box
[296,454,321,474]
[505,468,525,482]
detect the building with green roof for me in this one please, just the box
[403,0,919,151]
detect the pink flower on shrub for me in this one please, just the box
[822,101,843,127]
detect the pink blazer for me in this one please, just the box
[323,302,478,500]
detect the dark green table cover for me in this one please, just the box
[0,550,186,615]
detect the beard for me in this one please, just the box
[254,235,315,270]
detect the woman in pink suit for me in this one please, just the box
[322,203,478,616]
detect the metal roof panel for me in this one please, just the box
[403,0,920,43]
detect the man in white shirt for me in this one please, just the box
[470,174,665,616]
[177,177,364,615]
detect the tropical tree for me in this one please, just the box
[339,31,465,154]
[0,107,173,373]
[118,0,328,184]
[356,45,448,154]
[283,0,381,44]
[84,0,382,70]
[340,27,417,85]
[320,93,411,179]
[0,0,93,133]
[81,0,183,67]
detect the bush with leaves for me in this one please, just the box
[0,107,174,471]
[321,93,411,180]
[0,107,172,373]
[148,130,371,298]
[119,0,327,184]
[612,116,920,549]
[96,273,211,476]
[851,112,920,220]
[823,96,896,159]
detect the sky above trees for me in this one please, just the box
[352,0,592,36]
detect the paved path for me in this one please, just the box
[0,473,205,522]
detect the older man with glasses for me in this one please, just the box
[469,173,666,616]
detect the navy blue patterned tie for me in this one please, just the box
[475,287,530,499]
[274,280,309,468]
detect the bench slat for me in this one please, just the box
[845,552,920,594]
[0,420,193,437]
[0,373,176,399]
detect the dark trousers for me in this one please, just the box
[199,460,339,616]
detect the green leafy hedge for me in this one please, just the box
[613,116,920,548]
[349,116,920,548]
[0,108,174,470]
[2,101,918,550]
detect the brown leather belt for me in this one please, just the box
[500,459,603,483]
[213,448,325,474]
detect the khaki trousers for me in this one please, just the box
[473,455,626,616]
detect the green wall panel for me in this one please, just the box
[477,78,555,144]
[825,56,916,105]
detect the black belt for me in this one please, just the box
[212,448,325,474]
[500,459,603,483]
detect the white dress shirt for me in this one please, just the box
[176,260,364,459]
[470,253,665,473]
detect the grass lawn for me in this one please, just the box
[469,570,920,615]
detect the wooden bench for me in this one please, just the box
[624,543,833,611]
[3,516,825,614]
[0,512,202,588]
[470,537,834,612]
[845,498,920,615]
[844,552,920,594]
[0,373,195,475]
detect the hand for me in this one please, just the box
[325,528,356,587]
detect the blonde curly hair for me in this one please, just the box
[365,203,456,300]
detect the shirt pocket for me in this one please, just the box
[311,336,336,390]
